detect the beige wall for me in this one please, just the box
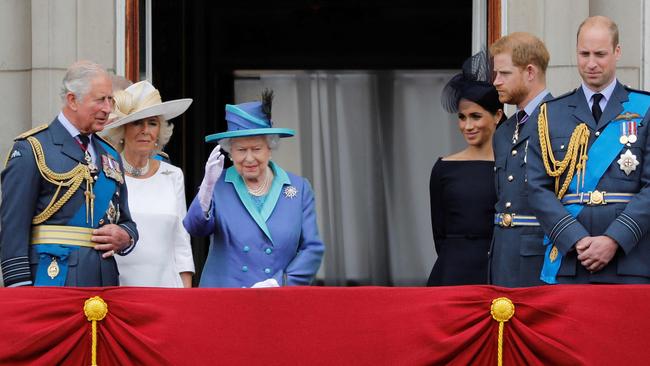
[506,0,644,97]
[0,0,116,162]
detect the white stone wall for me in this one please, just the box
[506,0,644,96]
[0,0,116,163]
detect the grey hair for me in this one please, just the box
[60,60,109,105]
[100,116,174,156]
[220,134,280,153]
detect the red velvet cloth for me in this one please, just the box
[0,285,648,365]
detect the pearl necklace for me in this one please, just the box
[121,153,150,177]
[246,167,273,196]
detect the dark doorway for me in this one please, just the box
[151,1,472,284]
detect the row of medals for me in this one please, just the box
[618,120,639,176]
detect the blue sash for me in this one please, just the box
[541,92,650,283]
[34,140,120,286]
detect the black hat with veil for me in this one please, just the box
[441,50,504,117]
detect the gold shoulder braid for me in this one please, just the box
[537,103,590,198]
[15,124,48,140]
[26,136,95,224]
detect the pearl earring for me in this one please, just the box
[155,142,159,147]
[119,139,124,144]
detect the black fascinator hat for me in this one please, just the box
[441,50,503,116]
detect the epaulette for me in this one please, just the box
[546,88,577,103]
[624,85,650,96]
[157,151,170,159]
[14,124,48,140]
[94,134,119,152]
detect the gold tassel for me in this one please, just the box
[84,296,108,366]
[27,137,95,224]
[537,103,590,199]
[491,297,515,366]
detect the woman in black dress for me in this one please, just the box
[427,51,505,286]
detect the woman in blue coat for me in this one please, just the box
[183,91,325,288]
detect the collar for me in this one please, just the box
[581,78,617,106]
[225,161,291,243]
[520,89,550,117]
[58,112,93,143]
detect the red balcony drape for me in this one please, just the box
[0,285,647,365]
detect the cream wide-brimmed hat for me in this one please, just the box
[104,80,192,130]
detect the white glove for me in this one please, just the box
[198,145,225,212]
[251,278,280,288]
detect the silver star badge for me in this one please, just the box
[617,149,639,175]
[283,186,298,198]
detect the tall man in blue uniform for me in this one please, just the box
[489,32,553,287]
[0,60,138,287]
[527,16,650,284]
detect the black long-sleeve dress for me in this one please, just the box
[427,158,496,286]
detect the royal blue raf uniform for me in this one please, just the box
[0,116,138,287]
[527,81,650,284]
[490,91,552,287]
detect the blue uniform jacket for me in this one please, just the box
[527,82,650,282]
[490,93,553,287]
[183,162,324,288]
[0,118,138,287]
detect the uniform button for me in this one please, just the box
[265,248,272,255]
[264,268,271,274]
[243,246,250,253]
[505,202,512,208]
[508,175,514,182]
[242,265,248,272]
[493,167,497,172]
[595,131,600,137]
[560,144,565,150]
[511,149,517,156]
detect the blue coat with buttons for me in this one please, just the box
[527,81,650,283]
[183,162,325,288]
[0,118,138,287]
[490,93,553,287]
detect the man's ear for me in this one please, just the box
[526,64,537,82]
[66,92,78,111]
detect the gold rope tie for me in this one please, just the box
[491,297,515,366]
[27,137,94,224]
[84,296,108,366]
[537,104,590,199]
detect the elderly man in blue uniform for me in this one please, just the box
[527,16,650,284]
[489,32,553,287]
[0,60,138,287]
[183,91,324,288]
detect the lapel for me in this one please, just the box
[92,134,107,160]
[568,88,597,130]
[49,118,86,163]
[514,92,554,147]
[225,161,291,243]
[596,81,627,131]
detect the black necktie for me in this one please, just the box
[78,134,90,151]
[516,110,529,125]
[592,93,603,123]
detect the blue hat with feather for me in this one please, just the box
[205,90,295,143]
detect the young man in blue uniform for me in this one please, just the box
[0,60,138,287]
[527,16,650,284]
[489,32,553,287]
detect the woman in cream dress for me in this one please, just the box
[102,80,195,287]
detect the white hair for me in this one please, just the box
[219,134,280,153]
[101,117,174,156]
[60,60,109,105]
